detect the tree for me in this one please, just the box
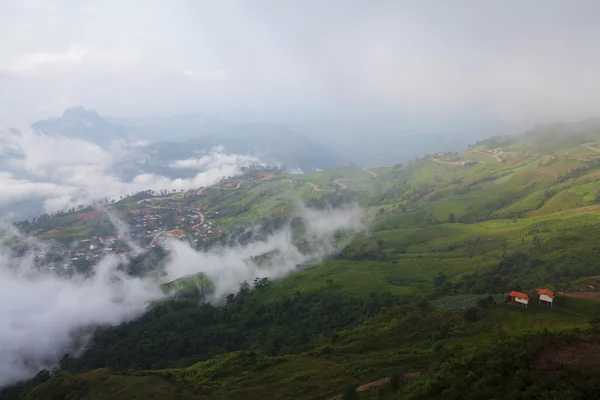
[238,280,251,296]
[448,213,456,223]
[433,272,448,288]
[464,307,480,322]
[589,315,600,330]
[377,239,385,249]
[341,386,357,400]
[389,372,406,392]
[253,277,270,290]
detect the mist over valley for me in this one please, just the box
[4,1,600,399]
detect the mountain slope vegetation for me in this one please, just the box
[7,120,600,399]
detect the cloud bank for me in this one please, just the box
[166,203,365,299]
[2,1,600,124]
[0,235,163,387]
[0,129,259,219]
[0,203,365,388]
[171,145,261,170]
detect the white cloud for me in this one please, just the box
[5,43,88,75]
[0,173,71,206]
[0,202,365,387]
[171,146,261,170]
[157,203,365,299]
[0,242,163,387]
[3,129,110,177]
[182,68,234,83]
[0,129,261,217]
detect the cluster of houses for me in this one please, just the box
[130,199,223,246]
[36,235,134,273]
[508,289,555,307]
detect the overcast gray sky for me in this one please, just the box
[2,0,600,125]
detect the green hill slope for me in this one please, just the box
[9,120,600,399]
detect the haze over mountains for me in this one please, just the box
[5,1,600,398]
[30,106,347,172]
[0,105,512,220]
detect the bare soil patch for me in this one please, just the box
[37,229,60,239]
[536,337,600,369]
[326,372,420,400]
[258,173,278,181]
[534,169,559,176]
[76,210,103,220]
[505,156,525,165]
[563,292,600,300]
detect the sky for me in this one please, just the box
[2,0,600,126]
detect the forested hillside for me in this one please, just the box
[6,121,600,399]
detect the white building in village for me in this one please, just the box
[538,289,555,306]
[509,291,529,306]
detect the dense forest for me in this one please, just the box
[61,283,407,372]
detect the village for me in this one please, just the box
[24,166,288,275]
[34,191,227,274]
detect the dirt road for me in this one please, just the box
[583,142,600,154]
[304,182,330,192]
[363,168,377,178]
[480,152,502,162]
[327,372,421,400]
[563,292,600,300]
[433,158,480,165]
[301,167,377,192]
[146,231,164,249]
[333,179,354,190]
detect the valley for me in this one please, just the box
[6,120,600,399]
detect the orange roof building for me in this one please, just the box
[537,289,555,298]
[509,291,529,306]
[538,289,555,305]
[509,291,529,300]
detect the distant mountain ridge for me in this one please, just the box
[144,122,347,173]
[31,106,131,147]
[31,107,346,172]
[475,118,600,154]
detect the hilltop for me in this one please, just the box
[7,120,600,399]
[143,122,347,173]
[31,106,130,147]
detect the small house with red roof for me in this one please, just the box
[538,289,555,306]
[509,291,529,307]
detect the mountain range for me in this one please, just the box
[30,107,347,173]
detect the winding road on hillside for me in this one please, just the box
[282,168,378,192]
[582,142,600,154]
[362,167,378,178]
[483,152,503,162]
